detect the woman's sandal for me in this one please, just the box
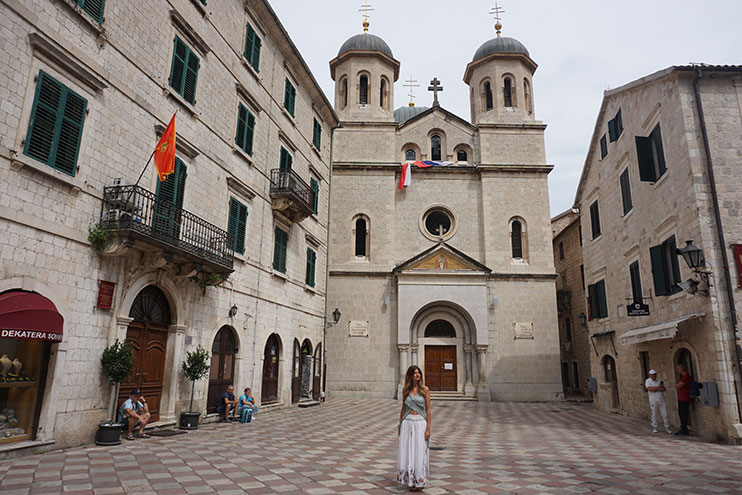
[137,433,151,438]
[126,433,135,441]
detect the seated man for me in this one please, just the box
[117,389,150,440]
[216,385,238,421]
[238,387,258,423]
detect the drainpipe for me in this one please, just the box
[692,67,742,423]
[322,125,337,401]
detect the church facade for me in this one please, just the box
[326,22,563,401]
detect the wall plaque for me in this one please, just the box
[348,320,369,337]
[96,280,116,310]
[513,322,534,340]
[733,244,742,287]
[626,302,650,316]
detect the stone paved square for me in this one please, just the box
[1,399,741,494]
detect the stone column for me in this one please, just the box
[114,316,133,342]
[160,324,187,422]
[410,344,419,367]
[476,344,491,402]
[463,344,475,395]
[397,344,409,399]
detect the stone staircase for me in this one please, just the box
[429,391,478,401]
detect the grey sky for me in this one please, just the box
[272,0,742,216]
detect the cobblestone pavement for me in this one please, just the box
[1,399,741,495]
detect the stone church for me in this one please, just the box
[326,19,563,401]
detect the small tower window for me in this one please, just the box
[457,149,467,162]
[504,78,513,107]
[380,78,388,109]
[431,135,442,161]
[340,77,348,109]
[524,78,532,114]
[354,217,368,257]
[405,149,416,161]
[511,220,523,258]
[484,81,493,111]
[359,75,368,105]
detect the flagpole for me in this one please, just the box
[122,148,156,210]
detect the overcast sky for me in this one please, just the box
[272,0,742,216]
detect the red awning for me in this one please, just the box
[0,291,64,342]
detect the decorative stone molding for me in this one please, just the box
[226,176,257,201]
[28,33,108,94]
[169,10,210,56]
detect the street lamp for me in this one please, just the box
[578,312,588,330]
[229,304,238,318]
[677,240,704,270]
[332,308,341,325]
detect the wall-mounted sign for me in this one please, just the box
[349,320,369,337]
[96,281,116,310]
[627,302,650,317]
[513,322,534,340]
[444,362,453,370]
[733,244,742,287]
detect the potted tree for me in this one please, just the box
[96,339,135,445]
[180,345,210,429]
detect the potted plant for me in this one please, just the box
[180,345,210,429]
[96,339,134,445]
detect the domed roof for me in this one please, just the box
[394,105,430,124]
[338,33,393,58]
[472,36,529,62]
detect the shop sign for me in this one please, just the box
[627,302,650,317]
[0,329,63,342]
[96,280,116,310]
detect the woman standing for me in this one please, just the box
[397,365,431,491]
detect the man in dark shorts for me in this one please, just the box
[216,385,238,421]
[117,389,150,440]
[675,364,693,435]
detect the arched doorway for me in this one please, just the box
[424,319,457,391]
[261,334,280,403]
[291,339,301,404]
[674,347,697,429]
[300,339,313,399]
[602,355,620,408]
[207,326,237,414]
[312,343,322,400]
[119,286,171,421]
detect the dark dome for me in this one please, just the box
[394,105,430,123]
[472,36,529,62]
[338,33,393,58]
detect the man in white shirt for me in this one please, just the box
[645,370,671,434]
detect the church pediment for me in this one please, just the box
[393,242,490,274]
[397,106,475,133]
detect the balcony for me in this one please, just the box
[99,185,234,274]
[557,289,571,312]
[269,169,314,223]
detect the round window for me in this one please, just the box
[422,208,455,240]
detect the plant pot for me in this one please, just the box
[95,422,124,446]
[179,411,200,430]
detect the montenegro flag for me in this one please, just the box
[154,112,176,181]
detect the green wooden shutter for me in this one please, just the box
[650,244,668,296]
[636,135,655,182]
[590,201,601,239]
[273,228,281,271]
[227,198,239,252]
[228,198,247,254]
[236,103,248,151]
[310,178,319,214]
[78,0,105,23]
[155,158,186,238]
[279,147,292,172]
[666,236,681,292]
[608,119,617,142]
[54,89,87,176]
[600,135,607,159]
[651,124,666,176]
[596,280,607,318]
[169,36,187,95]
[616,109,623,137]
[305,248,316,287]
[244,23,254,62]
[587,284,598,320]
[252,36,261,71]
[183,47,200,105]
[620,169,632,215]
[313,118,321,149]
[284,78,295,116]
[246,112,255,155]
[273,228,287,273]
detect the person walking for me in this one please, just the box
[397,365,431,492]
[645,370,672,434]
[675,364,693,435]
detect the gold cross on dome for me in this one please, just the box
[489,1,505,36]
[359,2,374,33]
[404,75,420,107]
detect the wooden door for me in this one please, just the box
[291,339,301,404]
[603,356,620,408]
[424,345,457,392]
[312,344,322,400]
[207,327,236,413]
[261,334,279,403]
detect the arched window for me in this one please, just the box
[359,75,368,105]
[431,135,442,161]
[354,217,368,257]
[484,81,493,111]
[424,319,456,338]
[504,78,513,107]
[340,77,348,109]
[457,149,467,162]
[405,149,416,161]
[380,78,387,109]
[511,220,523,259]
[523,78,532,114]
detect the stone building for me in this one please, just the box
[0,0,336,454]
[325,19,563,401]
[574,65,742,442]
[551,209,591,396]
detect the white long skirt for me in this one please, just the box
[397,414,429,488]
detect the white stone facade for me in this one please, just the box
[0,0,336,454]
[574,66,742,442]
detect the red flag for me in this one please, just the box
[154,112,176,181]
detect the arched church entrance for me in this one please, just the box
[261,334,281,404]
[118,285,171,421]
[423,320,457,391]
[207,326,237,414]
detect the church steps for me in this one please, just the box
[429,391,478,401]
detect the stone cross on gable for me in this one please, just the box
[428,78,443,107]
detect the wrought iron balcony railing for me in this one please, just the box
[269,169,314,222]
[100,185,234,272]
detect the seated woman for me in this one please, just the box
[238,387,257,423]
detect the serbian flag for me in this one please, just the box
[398,163,411,189]
[154,112,177,181]
[414,160,454,167]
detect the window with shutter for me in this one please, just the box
[629,261,642,303]
[649,236,681,296]
[273,227,288,273]
[636,123,666,182]
[305,248,316,287]
[587,280,608,319]
[650,124,666,178]
[227,197,248,255]
[511,221,523,259]
[359,75,368,104]
[244,23,261,72]
[650,244,668,296]
[169,36,199,105]
[503,78,513,107]
[484,82,493,111]
[313,118,321,149]
[76,0,105,23]
[284,78,296,116]
[235,103,255,155]
[24,71,87,177]
[154,158,187,239]
[608,109,623,142]
[600,135,608,159]
[279,147,292,172]
[620,169,632,215]
[310,178,319,215]
[589,201,601,239]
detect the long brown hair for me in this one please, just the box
[402,365,426,400]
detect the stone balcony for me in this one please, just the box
[269,169,314,223]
